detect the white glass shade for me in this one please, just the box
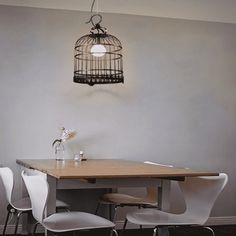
[91,44,106,57]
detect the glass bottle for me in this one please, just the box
[54,141,65,161]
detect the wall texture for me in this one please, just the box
[0,5,236,226]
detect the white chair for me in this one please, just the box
[21,171,118,236]
[123,173,228,236]
[95,162,173,221]
[0,167,69,235]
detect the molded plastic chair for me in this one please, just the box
[95,162,173,221]
[123,173,228,236]
[0,167,69,235]
[21,171,118,236]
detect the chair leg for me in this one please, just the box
[32,222,40,236]
[14,211,23,235]
[121,218,128,236]
[95,202,101,215]
[96,203,118,221]
[137,205,142,230]
[3,206,13,235]
[153,227,158,236]
[203,226,215,236]
[112,205,119,222]
[111,228,118,236]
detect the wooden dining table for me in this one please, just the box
[16,158,218,236]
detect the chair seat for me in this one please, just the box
[12,197,31,211]
[43,212,115,232]
[100,193,157,206]
[127,208,203,226]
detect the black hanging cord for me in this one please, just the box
[86,0,106,33]
[90,0,96,13]
[86,0,98,25]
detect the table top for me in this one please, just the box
[16,159,219,180]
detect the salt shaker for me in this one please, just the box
[80,151,87,161]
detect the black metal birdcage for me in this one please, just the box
[73,14,124,86]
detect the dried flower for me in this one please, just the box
[52,127,77,147]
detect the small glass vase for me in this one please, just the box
[54,142,65,161]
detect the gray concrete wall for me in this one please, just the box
[0,5,236,227]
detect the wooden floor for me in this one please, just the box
[33,225,236,236]
[123,226,236,236]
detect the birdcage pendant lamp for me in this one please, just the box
[73,13,124,86]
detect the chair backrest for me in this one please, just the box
[0,167,14,205]
[21,171,48,223]
[179,173,228,225]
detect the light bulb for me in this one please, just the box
[91,44,106,57]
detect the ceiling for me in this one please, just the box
[0,0,236,24]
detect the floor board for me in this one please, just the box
[29,225,236,236]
